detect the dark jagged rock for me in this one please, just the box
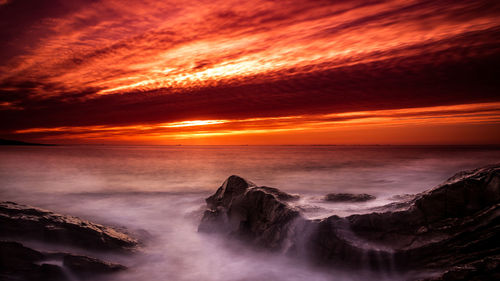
[259,186,300,201]
[0,241,44,263]
[0,241,53,281]
[0,240,126,281]
[0,202,135,280]
[199,175,301,250]
[0,201,138,251]
[419,256,500,281]
[324,193,376,202]
[63,254,126,276]
[199,165,500,280]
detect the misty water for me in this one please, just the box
[1,145,500,281]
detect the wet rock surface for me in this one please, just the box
[0,240,127,281]
[0,202,137,281]
[0,201,138,251]
[419,256,500,281]
[198,175,301,250]
[199,165,500,280]
[0,241,62,281]
[64,254,127,276]
[324,193,376,202]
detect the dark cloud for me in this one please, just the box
[0,0,499,141]
[1,28,499,134]
[0,0,101,63]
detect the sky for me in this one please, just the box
[1,0,499,145]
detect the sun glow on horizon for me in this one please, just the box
[1,0,499,145]
[12,102,500,145]
[159,120,229,128]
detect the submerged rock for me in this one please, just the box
[199,164,500,280]
[0,201,138,251]
[324,193,376,202]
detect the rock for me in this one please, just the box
[38,264,67,281]
[199,165,500,279]
[0,240,44,264]
[259,186,300,201]
[0,240,128,281]
[0,241,45,280]
[324,164,500,272]
[390,193,415,201]
[0,201,138,251]
[324,193,376,202]
[199,175,301,250]
[419,256,500,281]
[63,254,126,276]
[413,164,500,222]
[0,241,65,281]
[0,202,135,280]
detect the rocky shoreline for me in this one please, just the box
[199,165,500,280]
[2,164,498,280]
[0,202,138,281]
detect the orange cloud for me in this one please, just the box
[14,102,500,145]
[1,0,499,144]
[1,0,499,99]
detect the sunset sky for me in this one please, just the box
[1,0,499,145]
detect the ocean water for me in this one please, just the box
[1,145,500,280]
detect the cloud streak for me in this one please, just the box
[12,102,500,145]
[0,0,499,143]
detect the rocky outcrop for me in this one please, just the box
[324,193,375,202]
[63,254,126,277]
[0,201,138,251]
[198,175,301,250]
[0,202,137,281]
[0,241,64,281]
[420,256,500,281]
[0,241,126,281]
[199,164,500,280]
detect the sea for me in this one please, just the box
[1,145,499,281]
